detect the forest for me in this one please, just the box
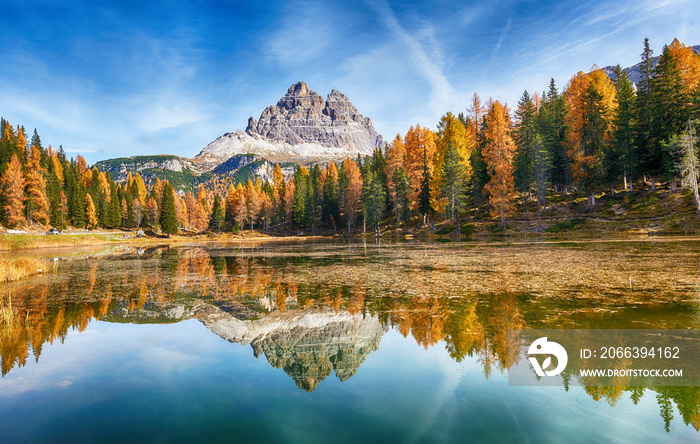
[1,38,700,236]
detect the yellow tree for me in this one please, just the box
[283,176,295,227]
[146,197,158,228]
[668,38,700,95]
[15,126,26,162]
[563,68,617,186]
[234,183,248,230]
[25,145,50,224]
[85,193,98,228]
[342,158,363,232]
[385,134,406,204]
[246,179,261,231]
[1,154,26,227]
[131,173,148,207]
[193,201,208,233]
[435,112,475,214]
[184,191,197,231]
[482,101,517,230]
[404,125,436,207]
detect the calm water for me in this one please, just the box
[1,239,699,443]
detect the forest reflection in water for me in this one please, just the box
[1,239,699,433]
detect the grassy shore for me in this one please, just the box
[2,186,700,251]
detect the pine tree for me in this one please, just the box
[612,65,638,191]
[209,193,225,232]
[651,44,688,185]
[322,161,340,230]
[292,166,308,230]
[579,83,609,205]
[159,181,178,236]
[636,38,657,189]
[541,79,570,195]
[0,154,26,227]
[513,90,538,215]
[418,147,432,226]
[440,143,469,231]
[531,134,551,229]
[362,171,386,235]
[391,166,411,229]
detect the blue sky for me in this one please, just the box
[0,0,697,165]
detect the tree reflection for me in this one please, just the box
[0,246,697,432]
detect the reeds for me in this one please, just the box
[0,257,45,283]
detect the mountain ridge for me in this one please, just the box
[192,81,384,169]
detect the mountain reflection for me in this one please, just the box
[0,245,699,432]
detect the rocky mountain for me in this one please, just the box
[602,45,700,86]
[94,82,384,189]
[193,81,384,169]
[198,308,388,391]
[95,154,202,189]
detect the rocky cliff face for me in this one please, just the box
[198,309,388,391]
[194,82,384,169]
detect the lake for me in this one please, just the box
[0,239,699,443]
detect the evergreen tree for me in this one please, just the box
[579,83,609,205]
[209,193,225,232]
[322,162,340,230]
[108,178,120,227]
[514,90,538,215]
[612,65,638,191]
[541,79,570,195]
[651,44,688,185]
[362,170,386,235]
[159,182,178,236]
[291,166,308,229]
[636,38,658,188]
[439,143,469,231]
[418,147,431,225]
[391,167,411,229]
[531,134,551,229]
[306,164,321,232]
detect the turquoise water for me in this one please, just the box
[0,241,698,442]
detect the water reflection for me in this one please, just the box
[1,242,699,433]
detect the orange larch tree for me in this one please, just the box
[482,101,517,230]
[342,158,363,232]
[85,193,98,228]
[563,68,617,190]
[1,154,26,227]
[385,134,406,205]
[668,38,700,96]
[25,145,50,225]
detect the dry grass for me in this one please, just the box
[0,257,45,283]
[0,295,13,330]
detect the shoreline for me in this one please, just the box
[1,223,696,253]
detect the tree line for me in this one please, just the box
[1,38,700,234]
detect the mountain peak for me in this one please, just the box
[194,82,384,169]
